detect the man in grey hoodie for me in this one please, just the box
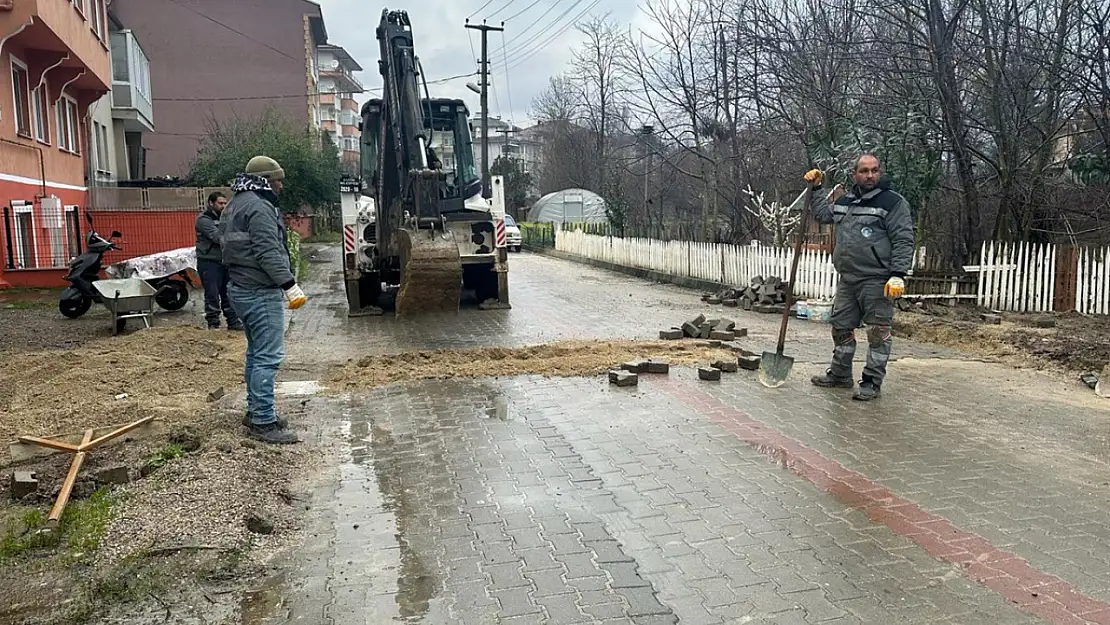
[219,156,307,444]
[195,191,241,330]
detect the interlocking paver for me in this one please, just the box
[263,248,1110,624]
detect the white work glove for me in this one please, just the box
[884,277,905,299]
[284,284,307,310]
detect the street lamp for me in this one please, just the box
[466,82,481,94]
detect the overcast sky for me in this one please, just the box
[315,0,645,127]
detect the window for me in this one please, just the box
[30,84,49,143]
[56,94,79,153]
[10,201,35,269]
[90,0,105,41]
[92,121,109,172]
[65,206,81,259]
[10,57,30,137]
[71,0,86,17]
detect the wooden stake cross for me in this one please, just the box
[17,416,154,528]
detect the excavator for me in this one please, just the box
[340,8,510,317]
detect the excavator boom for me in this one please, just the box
[340,8,510,317]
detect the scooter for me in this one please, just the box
[59,214,195,319]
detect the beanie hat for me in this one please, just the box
[245,155,285,181]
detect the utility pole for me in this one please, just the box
[464,19,504,199]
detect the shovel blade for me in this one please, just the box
[758,351,794,388]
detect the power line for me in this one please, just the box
[487,0,519,19]
[161,0,301,63]
[493,0,569,53]
[495,0,588,61]
[503,0,544,22]
[152,73,478,102]
[496,0,600,73]
[466,0,500,20]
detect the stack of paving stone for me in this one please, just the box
[702,275,790,314]
[659,315,748,342]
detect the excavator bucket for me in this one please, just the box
[394,226,463,316]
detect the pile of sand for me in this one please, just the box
[328,339,737,390]
[0,326,244,463]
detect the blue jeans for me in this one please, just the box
[228,283,284,426]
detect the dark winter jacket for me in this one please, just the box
[217,173,296,290]
[194,207,223,262]
[810,178,915,281]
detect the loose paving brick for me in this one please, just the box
[609,370,639,387]
[710,359,738,373]
[10,470,37,499]
[697,367,721,381]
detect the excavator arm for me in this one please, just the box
[373,8,463,315]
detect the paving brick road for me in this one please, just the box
[258,248,1110,625]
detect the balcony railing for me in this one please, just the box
[110,30,153,132]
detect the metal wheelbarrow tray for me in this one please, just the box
[92,278,157,335]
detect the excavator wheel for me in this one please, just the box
[394,226,463,316]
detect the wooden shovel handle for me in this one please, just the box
[775,183,815,355]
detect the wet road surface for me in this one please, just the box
[260,248,1110,625]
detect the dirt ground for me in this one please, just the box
[893,301,1110,375]
[328,339,741,390]
[0,326,243,463]
[0,318,300,625]
[0,288,200,355]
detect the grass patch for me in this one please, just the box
[144,443,185,472]
[4,300,40,310]
[0,488,115,563]
[303,230,342,243]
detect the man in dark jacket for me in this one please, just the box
[219,156,307,444]
[195,191,241,330]
[804,153,914,400]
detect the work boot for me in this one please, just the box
[811,370,854,389]
[207,322,220,330]
[242,411,287,429]
[227,322,244,331]
[247,421,300,445]
[853,377,882,401]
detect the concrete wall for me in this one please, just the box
[109,0,322,177]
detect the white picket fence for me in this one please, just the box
[976,241,1058,313]
[556,229,1110,315]
[1077,246,1110,315]
[556,229,840,300]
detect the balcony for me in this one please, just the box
[4,0,112,93]
[109,30,153,132]
[320,68,363,95]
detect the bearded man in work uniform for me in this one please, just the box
[804,153,915,401]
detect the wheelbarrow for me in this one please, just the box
[92,278,157,335]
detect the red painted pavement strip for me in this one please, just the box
[659,378,1110,625]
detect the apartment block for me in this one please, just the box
[315,43,362,172]
[0,0,113,287]
[86,9,153,186]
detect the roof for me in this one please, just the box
[318,44,363,71]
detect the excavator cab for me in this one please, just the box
[360,97,481,208]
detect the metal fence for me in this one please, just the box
[2,203,84,270]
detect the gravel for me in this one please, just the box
[93,419,322,566]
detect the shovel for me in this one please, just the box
[759,182,815,388]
